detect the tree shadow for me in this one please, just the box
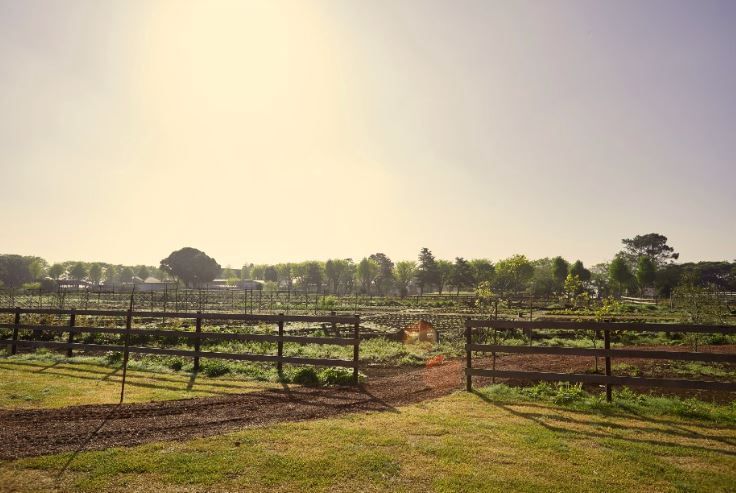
[472,391,736,456]
[187,370,198,391]
[55,403,120,480]
[2,359,258,390]
[35,361,60,373]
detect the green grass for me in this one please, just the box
[0,352,368,409]
[481,383,736,425]
[1,387,735,492]
[0,356,272,409]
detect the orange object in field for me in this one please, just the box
[401,319,438,344]
[426,354,445,368]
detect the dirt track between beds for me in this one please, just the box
[0,361,467,460]
[1,345,734,460]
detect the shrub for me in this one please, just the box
[552,382,585,404]
[320,367,364,386]
[520,382,554,399]
[168,358,184,371]
[200,360,230,377]
[292,367,320,386]
[104,351,123,365]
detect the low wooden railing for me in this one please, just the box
[464,319,736,401]
[0,307,361,386]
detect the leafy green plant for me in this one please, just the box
[104,351,123,365]
[292,367,320,386]
[551,382,585,404]
[200,360,230,377]
[319,367,364,386]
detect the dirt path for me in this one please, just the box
[1,345,733,460]
[0,362,467,460]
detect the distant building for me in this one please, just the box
[206,279,231,289]
[241,279,264,290]
[57,279,92,290]
[136,276,177,292]
[204,279,264,290]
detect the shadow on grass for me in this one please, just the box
[472,390,736,456]
[56,403,120,480]
[0,362,245,397]
[0,360,260,392]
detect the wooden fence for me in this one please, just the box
[0,308,361,386]
[464,319,736,400]
[0,288,561,315]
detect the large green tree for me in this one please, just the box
[356,257,379,294]
[636,256,657,295]
[570,260,591,282]
[368,253,395,295]
[28,258,47,281]
[450,257,474,294]
[609,255,632,296]
[622,233,678,266]
[394,261,416,297]
[415,248,439,294]
[88,264,103,284]
[263,266,278,283]
[436,260,453,294]
[104,265,117,284]
[48,263,65,281]
[69,262,87,281]
[275,263,293,289]
[494,254,534,293]
[551,256,568,290]
[303,261,325,291]
[160,247,221,288]
[469,259,495,288]
[325,259,355,295]
[0,255,34,287]
[531,258,557,297]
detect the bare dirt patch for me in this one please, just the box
[0,362,466,460]
[1,345,733,460]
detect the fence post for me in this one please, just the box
[529,294,533,321]
[67,308,76,358]
[120,309,133,403]
[10,307,20,355]
[465,317,472,391]
[353,315,360,385]
[277,313,284,376]
[604,329,612,402]
[331,311,337,336]
[193,311,202,372]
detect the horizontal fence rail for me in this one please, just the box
[464,319,736,401]
[0,308,362,391]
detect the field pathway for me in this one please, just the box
[2,344,734,460]
[0,361,465,460]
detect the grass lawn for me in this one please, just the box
[0,357,271,409]
[1,386,735,492]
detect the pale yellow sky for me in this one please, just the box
[1,0,735,267]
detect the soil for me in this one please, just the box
[0,361,467,460]
[1,345,734,460]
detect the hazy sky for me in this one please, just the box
[1,0,734,267]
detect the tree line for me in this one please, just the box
[0,255,165,291]
[1,233,734,297]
